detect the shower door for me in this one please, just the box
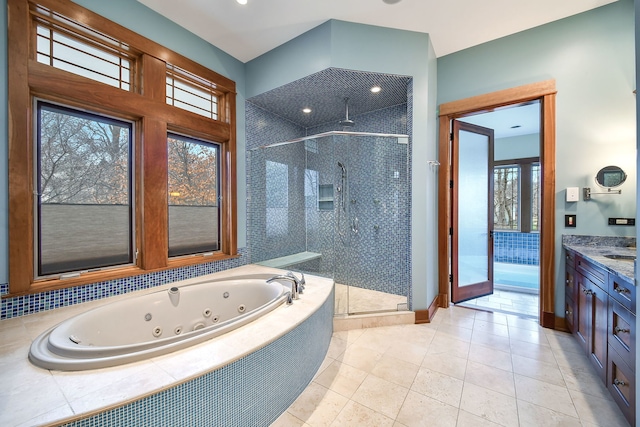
[334,134,409,315]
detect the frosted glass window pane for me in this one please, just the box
[458,129,489,287]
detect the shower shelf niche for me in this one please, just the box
[318,184,334,211]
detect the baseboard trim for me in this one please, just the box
[541,311,555,329]
[415,295,440,324]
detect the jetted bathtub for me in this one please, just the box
[29,275,290,371]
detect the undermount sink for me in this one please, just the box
[603,254,636,261]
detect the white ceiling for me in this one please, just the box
[137,0,617,63]
[460,102,541,139]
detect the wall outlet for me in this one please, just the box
[566,187,579,202]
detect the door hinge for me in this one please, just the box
[449,227,453,236]
[449,132,453,142]
[135,249,139,262]
[449,180,453,189]
[449,274,453,283]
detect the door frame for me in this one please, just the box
[437,80,557,328]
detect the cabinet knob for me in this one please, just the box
[615,287,630,295]
[582,289,594,295]
[614,379,627,387]
[615,326,630,334]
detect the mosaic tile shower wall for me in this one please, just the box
[246,101,410,298]
[494,231,540,265]
[61,288,333,427]
[1,249,247,319]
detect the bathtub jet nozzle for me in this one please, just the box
[168,286,180,306]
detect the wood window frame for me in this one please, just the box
[437,80,556,328]
[493,157,540,233]
[7,0,238,296]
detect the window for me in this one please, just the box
[168,134,220,257]
[36,102,133,276]
[493,166,519,230]
[8,0,237,294]
[493,159,540,233]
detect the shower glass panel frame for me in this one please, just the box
[249,131,410,316]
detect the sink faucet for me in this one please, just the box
[267,271,305,302]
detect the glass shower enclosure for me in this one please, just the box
[248,131,410,315]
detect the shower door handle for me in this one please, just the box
[351,216,359,234]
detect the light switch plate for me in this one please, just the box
[566,187,579,202]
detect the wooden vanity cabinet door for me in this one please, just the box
[609,298,636,372]
[589,281,609,383]
[575,272,590,353]
[608,344,636,426]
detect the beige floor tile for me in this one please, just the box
[411,367,464,408]
[468,343,513,372]
[383,340,429,366]
[353,329,396,353]
[473,320,509,337]
[514,374,578,418]
[314,360,368,398]
[552,347,593,371]
[459,382,519,427]
[332,329,365,345]
[508,326,549,347]
[396,390,458,427]
[474,311,509,326]
[510,339,557,365]
[271,411,308,427]
[371,354,419,388]
[516,400,582,427]
[428,335,471,359]
[471,330,511,353]
[511,353,566,387]
[568,388,630,427]
[558,363,612,401]
[330,400,394,427]
[326,336,349,359]
[436,324,473,342]
[506,316,541,331]
[337,343,384,373]
[421,352,468,381]
[440,315,475,330]
[351,374,409,420]
[456,409,503,426]
[464,360,515,397]
[287,382,349,427]
[546,331,583,355]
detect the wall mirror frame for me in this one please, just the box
[583,165,626,200]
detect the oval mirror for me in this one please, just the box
[595,165,627,188]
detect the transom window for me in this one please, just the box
[166,65,221,120]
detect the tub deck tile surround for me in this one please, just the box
[0,265,334,427]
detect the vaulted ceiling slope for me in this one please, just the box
[137,0,617,63]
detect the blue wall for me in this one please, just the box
[438,0,636,315]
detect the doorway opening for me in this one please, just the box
[455,103,541,319]
[437,80,557,328]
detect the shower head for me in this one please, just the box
[338,161,346,177]
[339,98,355,127]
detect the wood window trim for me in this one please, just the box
[437,79,556,328]
[7,0,238,296]
[493,158,540,233]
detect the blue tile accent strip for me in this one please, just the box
[1,249,247,320]
[494,232,539,265]
[60,288,333,427]
[0,283,8,297]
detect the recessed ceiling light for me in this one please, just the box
[382,0,402,4]
[371,86,382,93]
[237,0,247,5]
[302,108,312,114]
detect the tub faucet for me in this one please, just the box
[267,271,305,301]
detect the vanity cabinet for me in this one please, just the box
[565,251,636,426]
[574,257,608,382]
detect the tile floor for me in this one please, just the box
[271,305,629,427]
[457,288,539,319]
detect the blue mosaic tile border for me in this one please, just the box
[1,249,248,320]
[494,232,539,265]
[0,283,8,297]
[61,287,333,427]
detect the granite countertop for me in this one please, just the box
[562,235,636,284]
